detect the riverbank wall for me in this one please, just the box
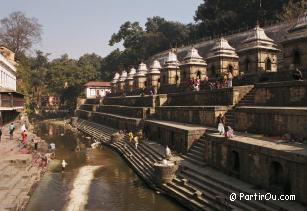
[0,120,49,211]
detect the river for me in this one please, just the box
[26,122,184,211]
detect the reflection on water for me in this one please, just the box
[26,122,184,211]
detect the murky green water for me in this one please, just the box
[26,122,184,211]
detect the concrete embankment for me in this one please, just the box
[0,120,49,211]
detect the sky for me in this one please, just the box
[1,0,202,59]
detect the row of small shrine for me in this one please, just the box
[111,13,307,95]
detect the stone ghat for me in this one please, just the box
[241,80,307,106]
[154,106,228,127]
[0,122,48,211]
[79,104,97,112]
[163,85,253,106]
[144,119,209,154]
[91,111,142,132]
[103,94,167,107]
[233,106,307,140]
[75,118,306,211]
[97,105,154,119]
[202,132,307,205]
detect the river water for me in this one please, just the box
[26,122,184,211]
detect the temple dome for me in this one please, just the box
[135,62,148,77]
[111,72,120,84]
[148,60,161,74]
[126,67,136,80]
[164,50,180,68]
[238,26,279,53]
[118,70,128,82]
[207,38,238,59]
[182,47,206,66]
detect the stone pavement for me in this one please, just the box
[0,121,47,211]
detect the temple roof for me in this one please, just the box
[163,50,180,69]
[126,67,136,80]
[206,38,238,60]
[290,11,307,32]
[84,81,111,87]
[283,11,307,43]
[148,60,161,74]
[111,72,120,84]
[237,26,279,53]
[118,70,128,82]
[135,62,148,77]
[181,47,207,66]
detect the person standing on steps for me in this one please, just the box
[165,145,172,160]
[62,160,68,172]
[227,71,233,88]
[128,131,133,143]
[217,113,225,135]
[134,135,139,150]
[8,122,16,140]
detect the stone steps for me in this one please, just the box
[179,166,279,211]
[172,177,235,211]
[178,172,261,211]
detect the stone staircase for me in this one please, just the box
[75,119,302,211]
[224,87,257,128]
[224,108,235,128]
[177,163,282,211]
[181,138,206,167]
[75,119,230,210]
[235,87,257,106]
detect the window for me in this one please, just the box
[293,50,301,65]
[245,59,250,72]
[197,70,201,79]
[90,89,96,96]
[265,58,272,71]
[227,65,234,73]
[210,65,216,77]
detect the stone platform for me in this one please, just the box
[97,105,154,118]
[164,85,253,106]
[155,105,228,127]
[144,119,211,153]
[91,111,142,131]
[202,131,307,205]
[103,94,167,107]
[234,106,307,139]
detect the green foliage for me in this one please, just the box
[17,52,101,112]
[193,0,303,38]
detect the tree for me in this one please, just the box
[279,0,306,21]
[109,21,144,48]
[194,0,289,37]
[0,11,42,59]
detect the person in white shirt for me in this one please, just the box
[165,145,172,159]
[62,160,68,172]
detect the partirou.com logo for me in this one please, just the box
[229,193,296,201]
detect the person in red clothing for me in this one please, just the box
[21,130,27,145]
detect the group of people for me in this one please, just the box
[217,113,234,138]
[128,131,142,150]
[186,77,201,91]
[208,72,233,90]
